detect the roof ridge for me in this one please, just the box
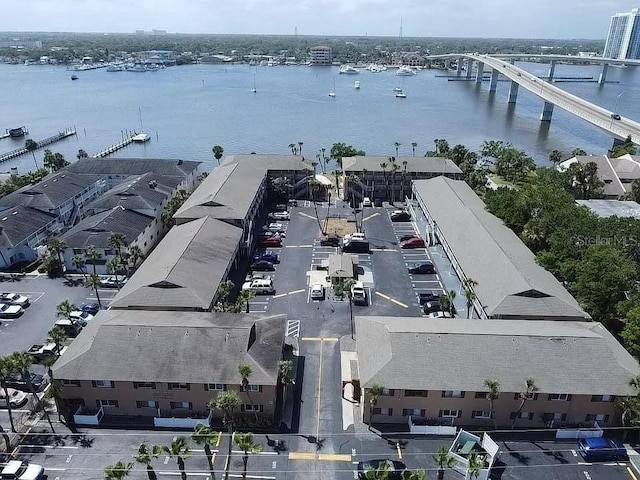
[163,217,210,284]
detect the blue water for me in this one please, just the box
[1,61,640,173]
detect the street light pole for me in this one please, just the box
[611,91,628,128]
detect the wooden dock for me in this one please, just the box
[0,127,76,163]
[93,131,143,158]
[0,126,28,140]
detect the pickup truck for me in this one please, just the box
[28,343,66,362]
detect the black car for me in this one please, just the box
[390,210,411,222]
[320,234,341,247]
[418,291,442,305]
[423,301,442,314]
[81,302,100,315]
[611,113,622,120]
[357,459,406,480]
[6,372,47,393]
[408,262,436,274]
[250,260,276,272]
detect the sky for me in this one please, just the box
[0,0,636,39]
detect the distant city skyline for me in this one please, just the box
[1,1,637,39]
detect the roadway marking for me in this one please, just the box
[298,212,316,220]
[289,452,316,460]
[19,445,79,449]
[316,338,324,440]
[396,442,403,460]
[273,289,306,299]
[289,452,351,462]
[370,248,397,252]
[300,337,339,341]
[628,466,638,480]
[375,292,409,308]
[362,213,380,222]
[232,449,279,455]
[285,245,313,248]
[286,320,300,337]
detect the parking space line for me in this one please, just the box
[298,212,316,220]
[628,466,638,480]
[375,291,408,308]
[362,213,380,222]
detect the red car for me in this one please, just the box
[400,237,425,249]
[258,236,282,248]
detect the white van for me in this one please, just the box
[362,197,372,207]
[242,279,276,295]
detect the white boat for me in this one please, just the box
[339,65,359,74]
[354,80,361,89]
[127,64,147,72]
[395,91,407,98]
[132,133,151,142]
[106,64,125,72]
[328,79,336,97]
[396,66,417,76]
[393,86,403,92]
[251,73,257,93]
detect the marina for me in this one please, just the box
[0,128,76,163]
[92,131,149,158]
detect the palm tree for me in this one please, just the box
[47,238,67,274]
[298,141,304,156]
[85,246,102,275]
[212,145,224,165]
[440,290,457,316]
[433,445,456,480]
[211,390,241,480]
[192,424,219,480]
[106,257,122,289]
[379,162,388,202]
[42,356,65,422]
[235,433,263,480]
[85,273,103,309]
[0,356,17,432]
[390,163,399,204]
[394,142,401,157]
[56,300,77,320]
[278,360,294,399]
[47,326,68,357]
[411,142,417,157]
[548,149,563,166]
[363,460,390,479]
[104,460,133,480]
[367,383,385,428]
[467,453,483,479]
[71,255,87,279]
[461,278,479,318]
[127,245,145,274]
[76,149,88,160]
[288,143,297,155]
[483,379,500,430]
[25,139,39,169]
[238,364,258,420]
[343,278,357,339]
[9,351,55,432]
[511,378,539,429]
[162,437,191,480]
[134,443,160,480]
[108,232,127,271]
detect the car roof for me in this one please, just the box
[582,437,612,447]
[2,460,22,474]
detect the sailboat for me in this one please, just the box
[328,79,336,97]
[251,73,257,93]
[354,80,361,89]
[132,107,151,143]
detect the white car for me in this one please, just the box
[69,310,94,326]
[0,303,23,318]
[100,276,128,288]
[310,284,325,300]
[350,282,367,306]
[427,311,453,319]
[269,211,290,220]
[268,223,285,230]
[1,460,45,480]
[0,388,28,408]
[344,232,366,243]
[0,293,29,307]
[362,197,372,207]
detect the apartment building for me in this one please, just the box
[310,45,332,65]
[356,317,639,428]
[604,8,640,60]
[52,311,287,427]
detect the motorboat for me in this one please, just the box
[396,66,417,76]
[71,74,78,80]
[8,127,26,138]
[354,80,361,89]
[393,86,403,92]
[106,64,125,72]
[132,133,151,142]
[395,89,407,98]
[339,65,359,74]
[126,64,148,72]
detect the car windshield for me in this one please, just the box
[0,305,8,311]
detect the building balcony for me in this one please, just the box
[154,409,213,429]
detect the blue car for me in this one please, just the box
[253,251,279,264]
[81,303,100,315]
[578,437,627,461]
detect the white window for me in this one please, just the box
[97,399,118,408]
[243,404,262,412]
[94,380,114,388]
[244,385,260,392]
[549,394,570,401]
[170,401,192,410]
[402,408,425,417]
[168,383,190,390]
[206,383,225,391]
[439,409,460,418]
[472,411,492,419]
[136,400,158,408]
[442,391,464,398]
[62,380,81,387]
[373,408,393,416]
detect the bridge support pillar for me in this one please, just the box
[489,69,499,93]
[547,60,556,81]
[508,81,519,103]
[475,62,484,83]
[466,58,473,78]
[510,58,515,65]
[598,63,609,84]
[456,58,463,76]
[540,101,554,122]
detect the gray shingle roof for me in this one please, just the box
[52,311,286,385]
[576,199,640,218]
[0,171,100,212]
[560,155,625,197]
[174,155,314,223]
[65,157,200,178]
[88,173,179,213]
[413,177,589,320]
[343,156,462,175]
[356,316,640,396]
[60,206,153,248]
[110,216,242,310]
[0,206,57,247]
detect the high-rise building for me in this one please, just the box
[604,8,640,59]
[309,45,332,65]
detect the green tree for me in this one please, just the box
[162,437,191,480]
[77,149,88,159]
[433,445,456,480]
[71,255,87,278]
[47,237,67,275]
[25,139,39,169]
[161,189,189,226]
[212,145,224,165]
[440,289,457,316]
[467,453,484,478]
[511,378,539,429]
[211,390,241,480]
[433,138,451,156]
[330,142,365,170]
[622,307,640,358]
[483,379,500,430]
[278,360,294,399]
[298,141,303,156]
[0,356,18,432]
[47,326,68,359]
[56,299,77,320]
[127,245,145,273]
[134,443,161,480]
[566,161,604,200]
[10,351,53,431]
[85,273,103,309]
[367,383,385,428]
[107,256,123,289]
[571,148,587,157]
[108,232,127,265]
[43,150,68,172]
[411,142,417,157]
[85,246,102,275]
[104,460,133,480]
[234,433,263,480]
[288,143,298,155]
[612,136,637,157]
[461,278,478,318]
[270,177,293,203]
[548,149,563,165]
[238,364,258,420]
[192,424,219,480]
[363,460,390,480]
[394,141,401,157]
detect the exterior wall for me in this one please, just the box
[0,245,39,268]
[58,380,278,418]
[363,388,619,428]
[310,46,332,65]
